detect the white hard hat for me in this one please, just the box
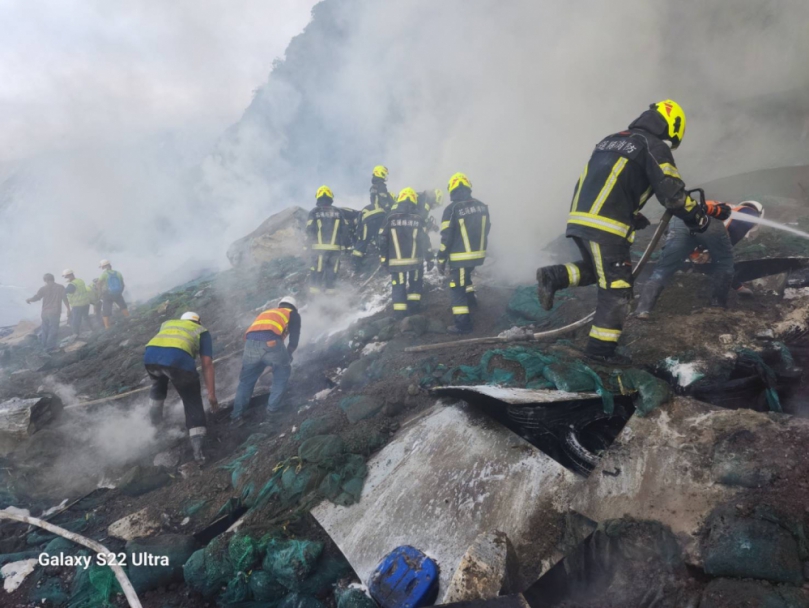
[99,259,111,268]
[181,312,201,323]
[61,268,74,277]
[738,200,764,218]
[278,295,298,309]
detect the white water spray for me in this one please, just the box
[729,211,809,241]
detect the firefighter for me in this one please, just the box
[378,188,434,318]
[438,173,491,334]
[635,200,764,318]
[535,99,710,365]
[352,165,396,271]
[306,186,349,295]
[391,188,444,232]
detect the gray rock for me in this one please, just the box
[117,465,171,497]
[227,207,309,267]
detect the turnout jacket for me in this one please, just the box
[352,200,388,258]
[566,128,701,246]
[438,197,491,268]
[378,201,433,272]
[306,203,350,251]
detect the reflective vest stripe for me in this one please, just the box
[568,212,632,238]
[67,279,91,307]
[590,158,628,215]
[330,219,340,246]
[571,162,589,212]
[589,242,607,289]
[459,218,472,252]
[388,258,420,266]
[411,228,418,259]
[147,320,206,357]
[391,228,403,260]
[479,216,487,251]
[246,308,291,337]
[449,251,486,262]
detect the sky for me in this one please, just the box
[0,0,317,162]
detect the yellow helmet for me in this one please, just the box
[397,188,418,204]
[316,185,334,200]
[447,172,471,193]
[651,99,686,149]
[433,189,444,207]
[373,165,389,180]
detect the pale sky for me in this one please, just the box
[0,0,318,162]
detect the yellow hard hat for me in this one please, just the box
[433,189,444,207]
[397,188,418,204]
[651,99,686,149]
[447,173,471,193]
[373,165,389,180]
[316,185,334,200]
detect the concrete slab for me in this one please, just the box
[311,404,588,601]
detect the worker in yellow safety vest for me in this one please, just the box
[62,269,92,337]
[144,312,218,463]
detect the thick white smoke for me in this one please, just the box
[2,0,809,325]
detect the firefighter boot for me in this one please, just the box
[149,399,165,425]
[536,265,570,311]
[635,279,665,320]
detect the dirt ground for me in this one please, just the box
[3,220,809,606]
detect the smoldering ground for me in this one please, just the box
[3,0,809,326]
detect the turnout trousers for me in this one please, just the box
[309,251,340,295]
[541,237,632,357]
[450,267,477,332]
[391,267,424,319]
[145,364,207,435]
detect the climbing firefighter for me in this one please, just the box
[231,296,301,426]
[306,186,349,295]
[144,312,218,463]
[352,165,396,271]
[438,173,491,334]
[378,188,434,318]
[62,269,92,337]
[536,99,710,364]
[635,200,764,318]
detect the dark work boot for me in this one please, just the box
[634,279,665,320]
[536,265,569,311]
[710,273,733,309]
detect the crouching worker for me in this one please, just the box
[144,312,218,463]
[379,188,434,319]
[231,296,301,427]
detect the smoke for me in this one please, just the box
[3,0,809,326]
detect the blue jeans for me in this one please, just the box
[650,218,734,283]
[40,314,61,349]
[231,338,291,419]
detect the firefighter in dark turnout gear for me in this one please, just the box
[339,207,362,250]
[536,99,710,364]
[352,165,396,271]
[438,173,491,334]
[378,188,434,318]
[391,188,444,232]
[306,186,349,295]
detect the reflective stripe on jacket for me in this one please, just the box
[438,198,491,268]
[67,278,91,307]
[246,307,291,338]
[146,319,207,358]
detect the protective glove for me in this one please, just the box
[688,211,711,234]
[633,213,651,230]
[705,201,732,221]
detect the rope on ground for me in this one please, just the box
[0,508,143,608]
[65,350,242,409]
[404,212,672,354]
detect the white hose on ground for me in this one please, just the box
[0,508,142,608]
[404,212,673,354]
